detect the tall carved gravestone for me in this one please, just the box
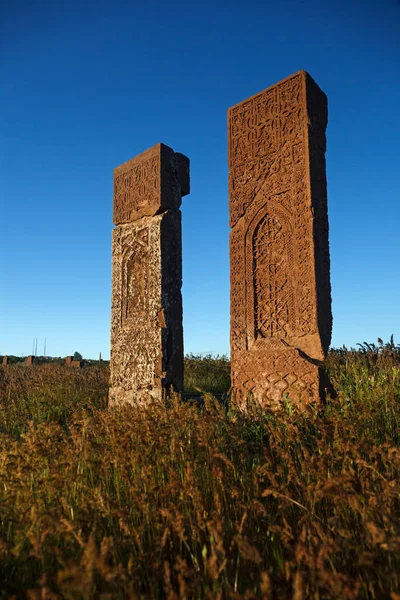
[110,143,189,406]
[228,71,332,407]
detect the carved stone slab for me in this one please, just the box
[113,143,190,225]
[110,144,188,406]
[228,71,332,407]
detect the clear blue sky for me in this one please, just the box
[1,0,399,359]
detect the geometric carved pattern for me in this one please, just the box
[110,144,189,406]
[253,213,295,339]
[231,342,323,411]
[229,71,332,407]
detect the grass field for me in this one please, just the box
[0,347,399,599]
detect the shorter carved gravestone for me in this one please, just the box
[110,143,189,406]
[228,71,332,408]
[71,360,83,368]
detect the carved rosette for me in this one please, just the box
[228,71,332,407]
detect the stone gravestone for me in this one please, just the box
[228,71,332,407]
[110,143,189,406]
[71,360,84,368]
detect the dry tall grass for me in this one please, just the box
[0,350,399,599]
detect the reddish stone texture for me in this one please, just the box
[113,144,189,225]
[65,356,73,367]
[71,360,84,368]
[228,71,332,409]
[26,355,34,366]
[2,356,8,366]
[110,143,189,406]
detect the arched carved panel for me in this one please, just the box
[252,212,295,340]
[121,229,150,326]
[245,202,296,345]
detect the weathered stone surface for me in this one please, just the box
[2,356,8,366]
[232,340,323,410]
[228,71,332,407]
[110,144,188,406]
[113,143,189,225]
[65,356,72,367]
[26,355,34,366]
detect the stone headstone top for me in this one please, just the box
[113,143,190,225]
